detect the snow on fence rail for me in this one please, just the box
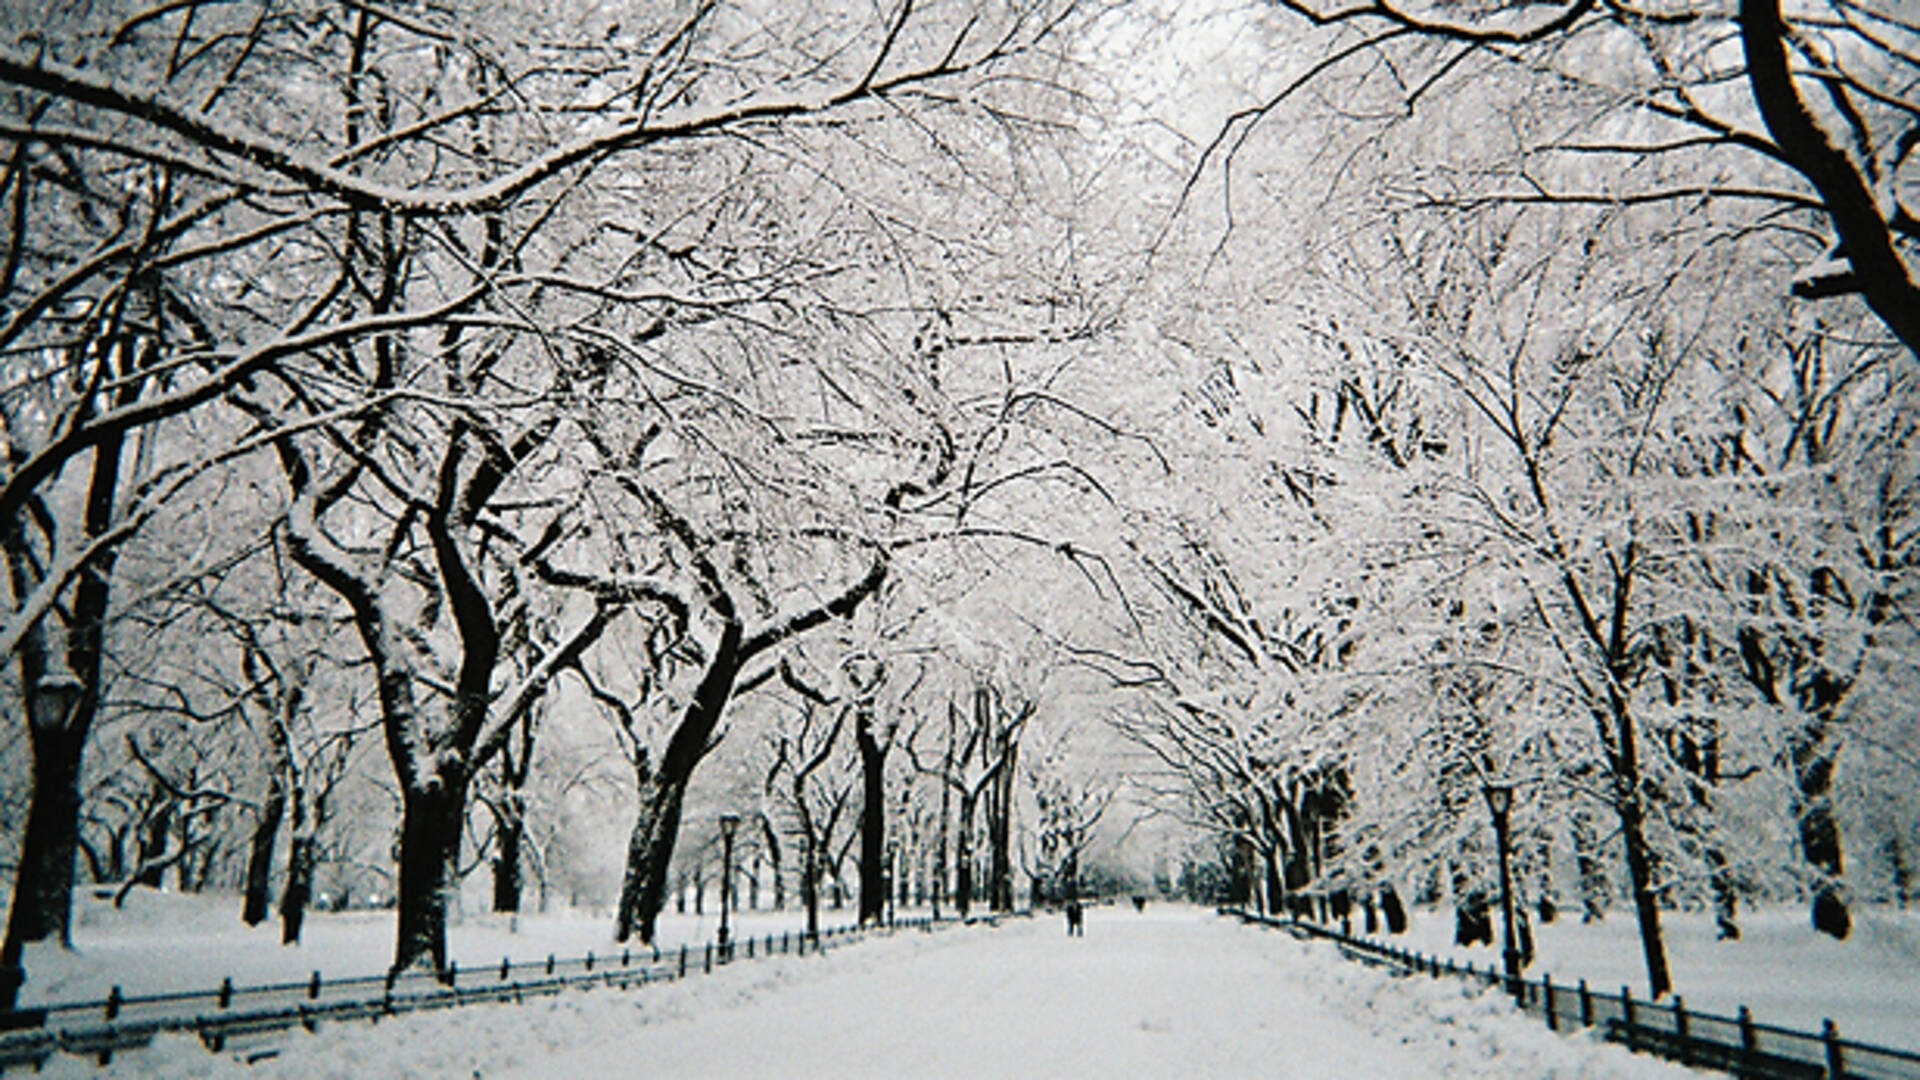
[0,915,962,1073]
[1227,908,1920,1080]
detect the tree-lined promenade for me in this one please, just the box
[1,0,1914,1029]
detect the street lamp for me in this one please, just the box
[717,813,740,959]
[1482,783,1522,1003]
[2,673,85,1014]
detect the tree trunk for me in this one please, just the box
[988,740,1017,912]
[1263,843,1285,916]
[242,779,287,927]
[0,353,126,1009]
[1,717,87,1007]
[802,829,821,938]
[1381,886,1408,934]
[132,792,173,890]
[491,806,524,914]
[613,615,746,945]
[392,775,469,977]
[857,704,887,926]
[933,718,954,921]
[1609,696,1673,998]
[1572,804,1608,922]
[1617,791,1671,997]
[616,771,688,944]
[1791,715,1849,939]
[760,817,785,911]
[955,793,976,919]
[280,833,316,945]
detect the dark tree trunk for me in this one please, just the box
[131,792,173,889]
[988,741,1017,912]
[616,771,688,944]
[607,549,885,946]
[954,793,976,919]
[392,774,469,977]
[1889,834,1912,909]
[491,810,524,915]
[1381,886,1407,934]
[0,339,128,1010]
[856,704,887,926]
[802,830,821,938]
[1792,715,1849,939]
[280,833,316,945]
[614,613,746,945]
[1454,892,1493,947]
[1615,765,1673,998]
[242,780,287,927]
[2,719,87,1009]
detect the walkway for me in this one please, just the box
[497,907,1494,1079]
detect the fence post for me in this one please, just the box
[746,936,754,959]
[546,953,555,976]
[448,960,458,988]
[1673,995,1687,1041]
[105,985,122,1022]
[219,976,233,1009]
[678,944,687,978]
[1823,1019,1845,1080]
[586,951,594,973]
[1579,979,1593,1027]
[310,970,322,1000]
[704,943,712,974]
[1544,974,1557,1032]
[1739,1006,1757,1057]
[501,957,511,982]
[1621,986,1635,1034]
[622,948,630,968]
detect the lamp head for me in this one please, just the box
[1483,783,1512,816]
[718,813,741,839]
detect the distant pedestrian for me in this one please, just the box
[1065,900,1084,937]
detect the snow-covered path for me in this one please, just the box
[491,908,1695,1080]
[61,906,1702,1078]
[506,907,1429,1079]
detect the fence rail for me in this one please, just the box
[1227,908,1920,1080]
[0,915,964,1072]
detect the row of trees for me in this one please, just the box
[1,0,1911,1016]
[0,0,1137,998]
[1086,0,1916,1002]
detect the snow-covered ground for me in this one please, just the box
[17,887,854,1007]
[1373,903,1920,1048]
[24,900,1716,1079]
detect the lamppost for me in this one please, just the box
[717,813,740,960]
[2,672,84,1014]
[1482,783,1522,1003]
